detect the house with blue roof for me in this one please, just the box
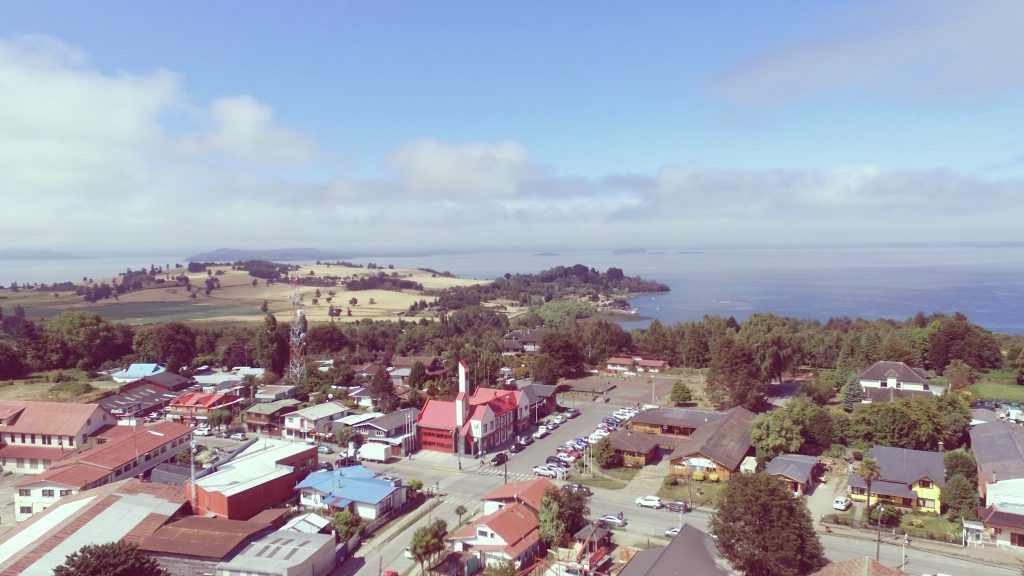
[295,465,407,521]
[111,363,166,383]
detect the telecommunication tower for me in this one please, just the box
[287,274,306,387]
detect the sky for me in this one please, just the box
[1,0,1023,253]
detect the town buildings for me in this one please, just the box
[14,421,192,521]
[215,530,336,576]
[353,407,419,457]
[188,438,317,520]
[449,502,542,569]
[848,446,944,513]
[857,361,941,402]
[282,401,350,440]
[244,399,301,436]
[605,356,669,373]
[970,417,1024,546]
[0,400,116,474]
[111,363,166,383]
[481,478,555,515]
[417,362,522,455]
[296,465,407,521]
[166,391,243,425]
[765,453,820,496]
[618,524,730,576]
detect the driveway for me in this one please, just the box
[805,469,848,526]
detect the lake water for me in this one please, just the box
[3,247,1023,334]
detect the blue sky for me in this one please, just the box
[1,1,1023,251]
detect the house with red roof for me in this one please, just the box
[0,400,116,475]
[481,478,555,515]
[13,421,193,521]
[167,392,243,426]
[449,502,542,569]
[417,362,524,455]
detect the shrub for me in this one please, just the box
[824,444,846,458]
[663,474,678,487]
[852,450,863,461]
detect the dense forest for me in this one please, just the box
[432,264,670,309]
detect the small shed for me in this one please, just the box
[740,456,758,475]
[607,430,661,468]
[766,453,819,495]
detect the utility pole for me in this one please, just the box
[504,457,508,484]
[876,505,884,561]
[189,439,198,511]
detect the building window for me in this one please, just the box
[30,459,39,469]
[16,458,25,468]
[917,498,935,508]
[18,489,30,497]
[42,435,52,445]
[42,489,54,498]
[19,506,32,515]
[60,489,71,497]
[919,480,932,489]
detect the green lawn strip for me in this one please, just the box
[567,474,626,490]
[600,467,640,482]
[657,479,724,508]
[969,382,1024,402]
[901,512,960,542]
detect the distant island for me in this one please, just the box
[0,249,79,260]
[187,247,353,262]
[532,252,559,256]
[613,248,646,255]
[187,247,464,262]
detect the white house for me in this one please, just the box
[0,401,116,475]
[283,401,350,440]
[857,361,941,402]
[449,502,541,568]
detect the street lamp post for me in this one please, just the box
[875,504,884,561]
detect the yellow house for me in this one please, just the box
[849,446,944,514]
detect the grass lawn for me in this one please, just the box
[658,478,725,508]
[969,370,1024,402]
[567,473,626,490]
[900,512,959,542]
[601,467,640,482]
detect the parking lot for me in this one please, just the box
[499,401,622,478]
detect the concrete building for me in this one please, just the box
[0,400,116,474]
[0,479,187,576]
[14,421,192,521]
[215,531,336,576]
[188,438,317,520]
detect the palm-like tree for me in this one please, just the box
[858,457,882,521]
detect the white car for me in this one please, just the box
[556,453,576,464]
[587,434,604,444]
[833,496,852,511]
[533,426,549,439]
[533,465,559,477]
[553,414,567,425]
[592,428,610,437]
[664,527,680,538]
[636,496,663,509]
[193,427,211,437]
[547,420,560,430]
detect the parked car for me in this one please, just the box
[546,456,569,468]
[665,501,690,513]
[591,429,610,438]
[317,444,334,454]
[833,496,852,511]
[404,547,414,559]
[553,414,567,425]
[664,526,680,538]
[216,431,230,438]
[518,435,535,446]
[556,453,576,465]
[193,427,211,437]
[546,420,560,430]
[598,514,628,527]
[509,443,525,454]
[533,426,549,440]
[316,462,333,472]
[533,465,564,478]
[565,408,581,419]
[490,452,508,466]
[587,434,603,444]
[229,432,247,441]
[636,496,664,509]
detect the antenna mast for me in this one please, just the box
[287,273,307,387]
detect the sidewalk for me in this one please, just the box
[823,522,1024,569]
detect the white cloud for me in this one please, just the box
[708,0,1024,111]
[386,139,532,198]
[0,33,1022,252]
